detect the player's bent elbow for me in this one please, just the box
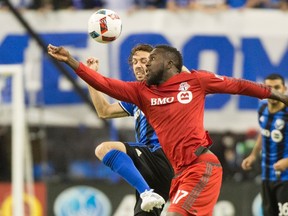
[95,145,104,160]
[97,114,109,119]
[97,111,114,119]
[97,109,113,119]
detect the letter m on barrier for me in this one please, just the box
[240,38,288,109]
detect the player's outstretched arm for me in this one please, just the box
[47,44,79,70]
[48,44,139,106]
[85,57,128,119]
[269,89,288,106]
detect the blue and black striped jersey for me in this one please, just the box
[119,101,161,152]
[258,101,288,181]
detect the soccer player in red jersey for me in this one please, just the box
[47,44,288,216]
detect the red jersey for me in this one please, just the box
[76,63,271,173]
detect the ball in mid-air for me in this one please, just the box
[88,9,122,44]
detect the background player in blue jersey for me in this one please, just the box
[242,73,288,216]
[86,44,174,215]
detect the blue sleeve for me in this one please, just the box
[119,101,134,116]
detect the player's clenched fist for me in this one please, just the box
[273,158,288,172]
[241,155,257,170]
[86,57,99,71]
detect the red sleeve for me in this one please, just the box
[195,70,271,99]
[75,62,142,105]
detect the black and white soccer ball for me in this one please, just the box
[88,9,122,44]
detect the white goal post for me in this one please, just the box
[0,64,32,216]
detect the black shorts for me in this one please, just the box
[261,180,288,216]
[124,142,174,216]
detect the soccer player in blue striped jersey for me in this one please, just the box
[86,44,174,215]
[242,73,288,216]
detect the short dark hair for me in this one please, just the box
[265,73,285,85]
[154,45,183,72]
[128,44,153,66]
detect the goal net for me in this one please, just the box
[0,64,32,216]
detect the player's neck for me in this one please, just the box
[268,102,285,114]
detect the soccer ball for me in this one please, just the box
[88,9,122,44]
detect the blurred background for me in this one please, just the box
[0,0,288,215]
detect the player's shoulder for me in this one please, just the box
[179,69,215,84]
[259,99,268,106]
[189,69,215,76]
[182,69,219,83]
[258,100,268,111]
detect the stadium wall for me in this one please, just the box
[0,180,263,216]
[0,9,288,132]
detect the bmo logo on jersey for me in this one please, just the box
[177,91,193,104]
[151,97,174,105]
[151,82,193,105]
[150,91,193,106]
[261,118,285,143]
[261,129,284,143]
[177,82,193,104]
